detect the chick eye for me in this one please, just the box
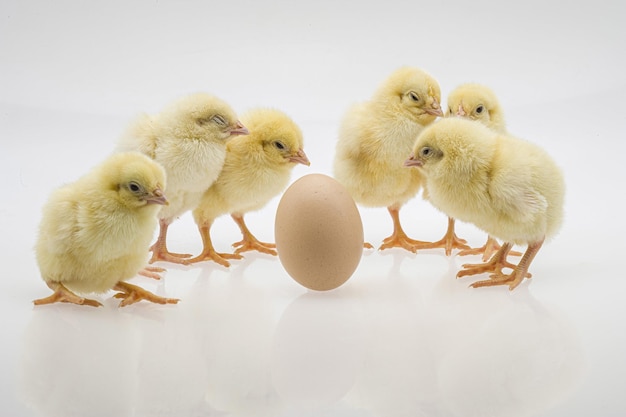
[420,147,433,158]
[128,181,143,193]
[409,92,420,102]
[274,141,286,150]
[212,114,227,126]
[475,105,484,114]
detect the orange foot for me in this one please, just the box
[149,243,192,265]
[138,266,166,280]
[112,282,179,307]
[33,282,102,307]
[410,217,470,255]
[458,236,522,262]
[379,206,427,253]
[457,242,530,279]
[187,248,243,267]
[232,237,277,256]
[364,242,374,249]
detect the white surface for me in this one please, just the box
[1,1,625,416]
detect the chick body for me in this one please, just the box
[333,67,445,251]
[190,108,309,266]
[34,152,177,306]
[118,93,249,264]
[408,118,564,289]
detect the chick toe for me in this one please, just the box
[33,283,102,307]
[113,282,179,307]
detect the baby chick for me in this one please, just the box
[34,152,179,307]
[405,118,565,290]
[445,83,521,260]
[333,67,457,252]
[117,93,249,264]
[189,108,310,266]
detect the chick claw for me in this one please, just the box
[33,283,102,307]
[470,271,527,291]
[458,236,522,262]
[113,282,179,307]
[232,237,277,256]
[138,266,166,280]
[186,250,243,267]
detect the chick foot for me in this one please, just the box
[410,217,470,255]
[230,214,277,256]
[379,206,427,253]
[113,282,179,307]
[138,266,166,280]
[457,242,523,279]
[148,219,192,265]
[458,235,522,262]
[187,224,242,267]
[470,240,543,291]
[33,282,102,307]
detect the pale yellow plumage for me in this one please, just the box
[444,83,517,259]
[333,66,449,252]
[407,117,565,290]
[117,93,249,264]
[189,108,309,266]
[34,152,178,307]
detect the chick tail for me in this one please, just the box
[186,224,243,267]
[149,219,193,265]
[33,282,102,307]
[230,214,277,256]
[458,235,523,262]
[113,281,179,307]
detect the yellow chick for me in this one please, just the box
[117,93,249,264]
[189,108,310,266]
[34,152,179,307]
[405,118,565,290]
[333,66,460,252]
[445,83,521,260]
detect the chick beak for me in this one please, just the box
[425,99,444,117]
[288,148,311,166]
[229,121,250,137]
[456,104,467,117]
[146,188,168,206]
[403,154,423,168]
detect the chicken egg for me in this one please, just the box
[275,174,363,291]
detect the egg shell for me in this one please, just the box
[275,174,364,291]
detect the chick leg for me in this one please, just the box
[471,239,543,291]
[230,213,278,256]
[186,224,243,267]
[112,281,179,307]
[411,217,471,255]
[379,206,432,252]
[457,242,519,278]
[33,282,102,307]
[458,235,522,262]
[149,219,193,265]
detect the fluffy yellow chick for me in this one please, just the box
[445,83,521,260]
[333,66,459,252]
[117,93,249,264]
[189,108,310,266]
[405,118,565,290]
[34,152,179,307]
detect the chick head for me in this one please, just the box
[375,67,444,125]
[406,118,496,180]
[160,93,249,143]
[102,152,168,209]
[446,83,506,133]
[236,108,310,168]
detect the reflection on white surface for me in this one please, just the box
[16,252,584,417]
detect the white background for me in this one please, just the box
[1,0,625,416]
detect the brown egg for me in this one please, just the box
[275,174,364,291]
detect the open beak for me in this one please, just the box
[288,148,311,166]
[403,154,423,168]
[424,99,444,117]
[146,188,168,206]
[229,120,250,136]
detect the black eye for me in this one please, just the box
[420,147,432,157]
[274,141,286,150]
[409,92,420,102]
[476,105,484,114]
[128,182,142,193]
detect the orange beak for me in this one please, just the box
[403,153,423,168]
